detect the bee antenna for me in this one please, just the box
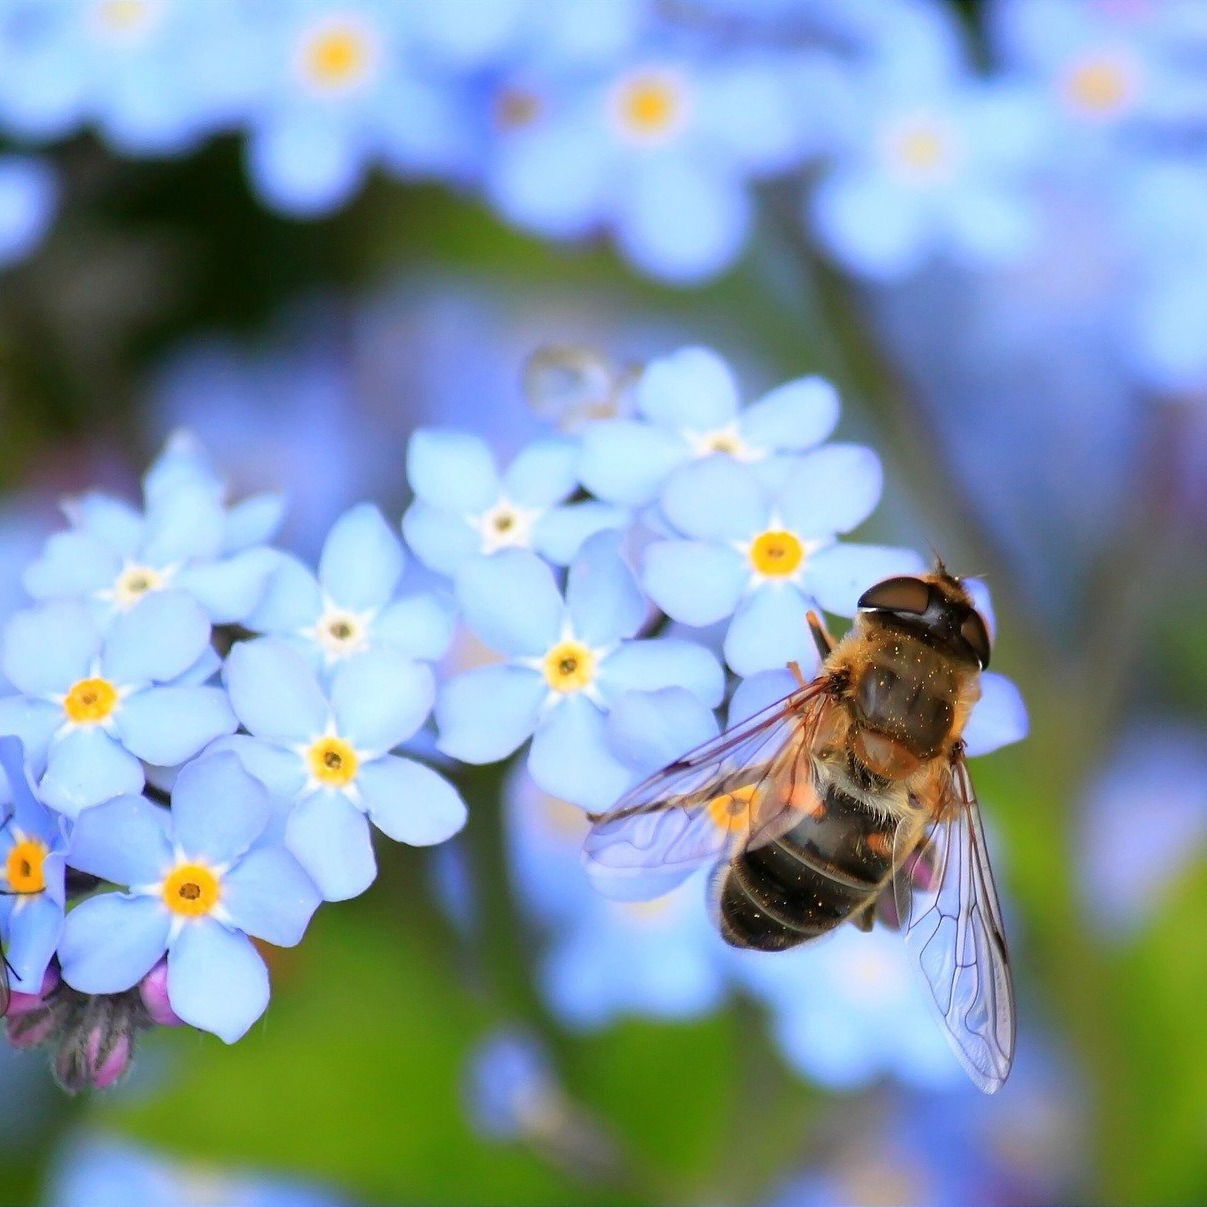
[924,539,950,579]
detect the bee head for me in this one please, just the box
[857,572,991,669]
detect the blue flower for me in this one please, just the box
[642,455,924,676]
[807,65,1046,280]
[403,428,627,574]
[0,737,66,994]
[483,46,812,283]
[578,346,841,507]
[1078,720,1207,938]
[465,1027,563,1143]
[57,753,321,1043]
[733,924,962,1091]
[221,637,467,901]
[506,737,731,1028]
[246,502,454,670]
[0,153,56,269]
[0,594,236,816]
[242,2,467,217]
[46,1131,353,1207]
[24,432,283,625]
[436,531,723,811]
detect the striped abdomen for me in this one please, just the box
[717,782,897,952]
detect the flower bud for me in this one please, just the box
[138,960,184,1027]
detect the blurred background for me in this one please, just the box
[1,0,1206,1204]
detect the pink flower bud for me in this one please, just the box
[138,960,184,1028]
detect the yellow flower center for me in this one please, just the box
[477,500,539,554]
[613,71,686,142]
[63,677,119,725]
[749,530,804,577]
[622,896,673,924]
[1064,55,1134,116]
[6,839,47,894]
[302,21,373,91]
[897,126,946,170]
[94,0,153,34]
[705,783,758,832]
[308,736,359,788]
[316,609,368,659]
[162,863,221,918]
[543,641,595,694]
[113,563,164,607]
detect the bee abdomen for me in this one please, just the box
[717,786,897,952]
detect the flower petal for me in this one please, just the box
[776,444,883,538]
[202,734,307,799]
[101,590,211,685]
[528,695,631,812]
[171,752,271,864]
[23,530,120,600]
[963,672,1029,757]
[642,539,747,626]
[220,845,320,947]
[741,375,840,452]
[565,531,646,645]
[804,543,927,617]
[407,428,500,513]
[599,639,724,709]
[2,600,98,696]
[401,501,481,576]
[660,457,766,540]
[115,685,236,767]
[723,584,818,678]
[67,793,172,885]
[329,651,434,752]
[40,729,145,818]
[167,919,269,1043]
[319,503,404,610]
[285,791,376,902]
[358,755,468,846]
[224,491,286,552]
[4,893,62,994]
[604,687,719,776]
[637,346,740,430]
[533,501,629,567]
[454,550,562,657]
[436,665,545,764]
[174,548,280,624]
[62,492,143,557]
[58,894,170,994]
[141,480,225,565]
[373,593,455,662]
[224,639,328,744]
[578,420,687,507]
[502,437,579,508]
[0,697,60,767]
[242,553,321,634]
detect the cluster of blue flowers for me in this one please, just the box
[1,0,1206,363]
[0,342,1027,1094]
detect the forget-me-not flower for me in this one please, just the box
[24,431,283,625]
[578,346,841,507]
[0,593,236,816]
[221,637,467,901]
[643,454,924,676]
[403,428,627,573]
[436,531,723,811]
[0,737,66,995]
[57,753,321,1043]
[246,502,454,671]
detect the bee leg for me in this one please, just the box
[806,610,836,660]
[850,899,877,932]
[787,660,805,687]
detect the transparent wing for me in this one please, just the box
[583,679,832,902]
[893,754,1016,1094]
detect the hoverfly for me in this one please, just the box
[583,567,1015,1093]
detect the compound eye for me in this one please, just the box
[960,610,992,668]
[858,576,932,615]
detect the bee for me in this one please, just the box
[583,566,1014,1093]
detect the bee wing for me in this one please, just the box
[0,949,9,1018]
[892,754,1016,1094]
[583,679,832,902]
